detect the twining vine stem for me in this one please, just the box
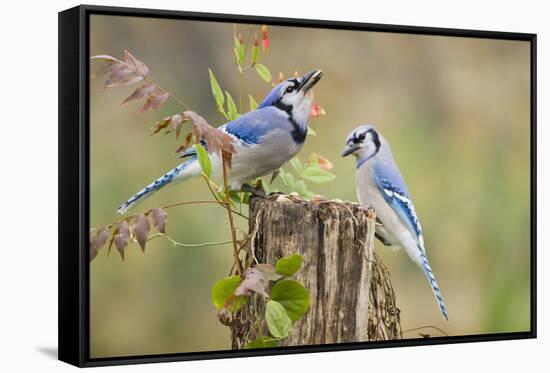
[222,153,243,275]
[146,233,233,248]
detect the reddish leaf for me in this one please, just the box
[105,67,142,88]
[184,111,236,157]
[170,113,183,129]
[90,227,110,262]
[151,208,168,234]
[234,268,269,297]
[140,92,170,112]
[134,213,150,252]
[90,54,121,63]
[175,123,183,140]
[121,84,156,105]
[277,72,285,83]
[310,103,326,118]
[308,153,333,171]
[151,116,172,134]
[261,25,270,54]
[113,221,131,260]
[170,114,184,140]
[124,50,150,77]
[311,194,328,203]
[175,132,194,153]
[255,263,284,281]
[97,61,126,77]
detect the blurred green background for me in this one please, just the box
[89,15,531,358]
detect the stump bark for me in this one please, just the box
[231,196,401,348]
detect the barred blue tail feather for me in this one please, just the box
[116,156,199,215]
[419,251,449,321]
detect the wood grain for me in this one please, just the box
[231,196,401,348]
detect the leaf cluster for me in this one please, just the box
[211,253,310,348]
[89,208,168,261]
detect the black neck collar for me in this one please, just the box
[274,101,307,144]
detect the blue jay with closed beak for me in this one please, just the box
[342,125,448,320]
[117,69,324,214]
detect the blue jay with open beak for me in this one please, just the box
[342,125,448,320]
[117,69,323,214]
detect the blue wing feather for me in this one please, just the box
[225,107,284,144]
[180,107,286,159]
[373,162,424,246]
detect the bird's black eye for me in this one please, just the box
[359,132,366,140]
[285,86,294,93]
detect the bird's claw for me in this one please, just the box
[241,183,267,199]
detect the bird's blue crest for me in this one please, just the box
[345,124,376,144]
[258,82,285,108]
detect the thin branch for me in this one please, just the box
[164,198,248,220]
[160,199,223,210]
[147,232,233,248]
[94,199,247,232]
[145,77,192,111]
[402,325,449,337]
[222,153,243,275]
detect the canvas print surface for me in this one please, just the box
[88,14,531,358]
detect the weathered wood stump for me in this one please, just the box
[231,196,401,348]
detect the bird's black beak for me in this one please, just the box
[297,69,323,92]
[341,143,357,157]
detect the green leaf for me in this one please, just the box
[271,280,311,321]
[238,44,245,66]
[265,300,292,339]
[302,190,314,199]
[233,35,241,65]
[195,143,212,178]
[260,176,272,195]
[227,295,248,313]
[255,263,284,281]
[208,68,225,109]
[233,47,241,65]
[249,94,259,111]
[228,190,242,204]
[225,91,238,120]
[289,158,302,173]
[217,190,237,207]
[295,180,307,196]
[212,276,242,309]
[241,192,251,205]
[302,167,336,184]
[244,336,279,349]
[251,44,259,64]
[307,126,317,136]
[275,253,303,276]
[282,172,296,190]
[255,63,272,83]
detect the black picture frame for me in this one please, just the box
[58,4,537,367]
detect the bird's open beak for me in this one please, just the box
[298,69,323,92]
[341,143,357,157]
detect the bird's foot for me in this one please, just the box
[241,183,267,199]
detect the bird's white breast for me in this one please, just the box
[208,127,302,189]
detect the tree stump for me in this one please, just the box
[231,196,401,348]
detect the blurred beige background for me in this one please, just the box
[89,15,531,358]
